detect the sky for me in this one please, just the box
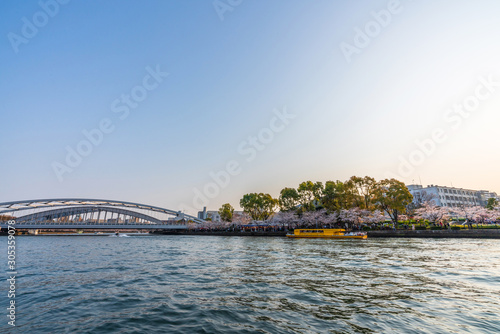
[1,0,500,215]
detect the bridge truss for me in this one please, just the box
[0,198,205,230]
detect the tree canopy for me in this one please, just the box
[218,203,234,222]
[345,176,377,210]
[322,180,347,213]
[486,198,499,210]
[239,193,277,221]
[297,181,323,211]
[373,178,413,224]
[230,176,420,225]
[278,187,300,211]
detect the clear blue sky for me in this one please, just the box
[1,0,500,214]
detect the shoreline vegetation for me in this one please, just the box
[155,229,500,239]
[198,176,500,236]
[2,176,498,238]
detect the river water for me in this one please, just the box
[1,235,499,333]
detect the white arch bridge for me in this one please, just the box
[0,198,205,230]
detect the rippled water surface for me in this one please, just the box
[1,236,500,333]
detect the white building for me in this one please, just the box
[197,207,221,222]
[407,184,487,208]
[476,190,499,206]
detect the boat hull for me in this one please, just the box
[286,228,367,239]
[286,234,367,239]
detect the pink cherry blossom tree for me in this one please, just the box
[300,210,323,227]
[415,203,450,224]
[232,212,252,226]
[362,209,386,225]
[339,208,363,230]
[464,206,498,225]
[269,210,300,229]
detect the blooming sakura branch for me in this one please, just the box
[415,202,500,226]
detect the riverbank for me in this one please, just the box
[153,229,500,239]
[153,231,288,237]
[367,229,500,239]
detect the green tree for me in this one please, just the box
[218,203,234,222]
[239,193,278,221]
[486,198,498,210]
[345,176,377,210]
[297,181,323,211]
[278,187,300,211]
[373,178,413,224]
[322,180,348,212]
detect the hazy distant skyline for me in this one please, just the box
[1,0,499,214]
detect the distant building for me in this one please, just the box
[476,190,499,206]
[197,207,221,222]
[197,207,207,220]
[407,184,498,208]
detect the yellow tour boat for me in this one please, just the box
[286,228,367,239]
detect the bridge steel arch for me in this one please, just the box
[0,198,206,224]
[15,206,163,225]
